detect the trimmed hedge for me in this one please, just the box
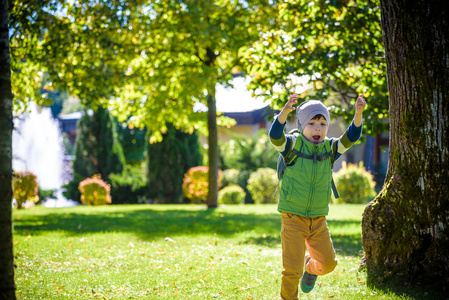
[247,168,279,204]
[332,162,377,204]
[218,185,246,205]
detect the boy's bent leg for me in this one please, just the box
[305,217,338,276]
[280,213,308,300]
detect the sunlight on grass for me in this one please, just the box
[13,204,413,299]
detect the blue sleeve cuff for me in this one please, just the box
[269,116,286,140]
[346,120,363,142]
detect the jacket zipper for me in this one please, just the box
[306,146,318,216]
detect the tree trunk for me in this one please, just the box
[0,0,17,298]
[207,85,219,209]
[362,0,449,290]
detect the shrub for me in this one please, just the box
[116,123,147,165]
[148,124,202,203]
[78,174,111,206]
[219,130,278,172]
[38,188,57,201]
[109,164,148,204]
[221,169,240,188]
[12,171,39,209]
[218,185,246,205]
[221,169,254,203]
[67,107,125,203]
[182,166,222,204]
[247,168,279,204]
[332,162,377,204]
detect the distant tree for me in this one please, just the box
[116,123,147,165]
[147,124,202,203]
[362,0,449,292]
[65,107,125,202]
[0,0,16,298]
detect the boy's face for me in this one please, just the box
[302,116,328,145]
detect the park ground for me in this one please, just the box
[12,204,432,299]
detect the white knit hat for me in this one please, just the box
[296,100,330,131]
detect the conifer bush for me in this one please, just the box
[78,174,112,206]
[218,184,246,205]
[332,162,377,204]
[109,164,148,204]
[12,171,39,209]
[247,168,279,204]
[65,107,125,203]
[182,166,222,204]
[148,124,202,203]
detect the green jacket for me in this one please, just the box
[278,133,334,217]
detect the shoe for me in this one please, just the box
[300,256,318,293]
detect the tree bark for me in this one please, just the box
[207,85,219,209]
[0,0,17,298]
[362,0,449,290]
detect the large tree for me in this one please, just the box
[109,0,276,207]
[0,0,16,299]
[8,0,134,111]
[362,0,449,291]
[9,0,276,208]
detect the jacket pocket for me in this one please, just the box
[280,177,292,202]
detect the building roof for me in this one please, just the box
[223,106,274,125]
[57,106,275,134]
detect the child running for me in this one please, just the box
[269,94,366,299]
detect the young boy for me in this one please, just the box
[269,94,366,299]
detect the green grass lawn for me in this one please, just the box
[12,204,414,299]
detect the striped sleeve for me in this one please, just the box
[330,120,363,161]
[269,116,295,157]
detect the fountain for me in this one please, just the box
[12,103,78,207]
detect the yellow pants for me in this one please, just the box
[280,213,338,300]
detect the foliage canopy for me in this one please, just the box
[241,0,388,135]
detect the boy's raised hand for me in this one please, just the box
[278,94,299,124]
[284,94,298,112]
[353,94,366,127]
[355,94,367,114]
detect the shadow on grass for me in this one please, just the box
[366,275,448,300]
[13,206,363,253]
[328,221,363,256]
[14,206,279,240]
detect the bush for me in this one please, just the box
[218,185,246,205]
[116,123,147,165]
[247,168,279,204]
[78,174,111,206]
[109,164,148,204]
[63,173,83,202]
[221,169,240,188]
[67,107,125,203]
[219,130,278,172]
[38,188,57,205]
[182,166,222,204]
[12,171,39,209]
[332,162,377,204]
[148,124,202,203]
[221,169,254,203]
